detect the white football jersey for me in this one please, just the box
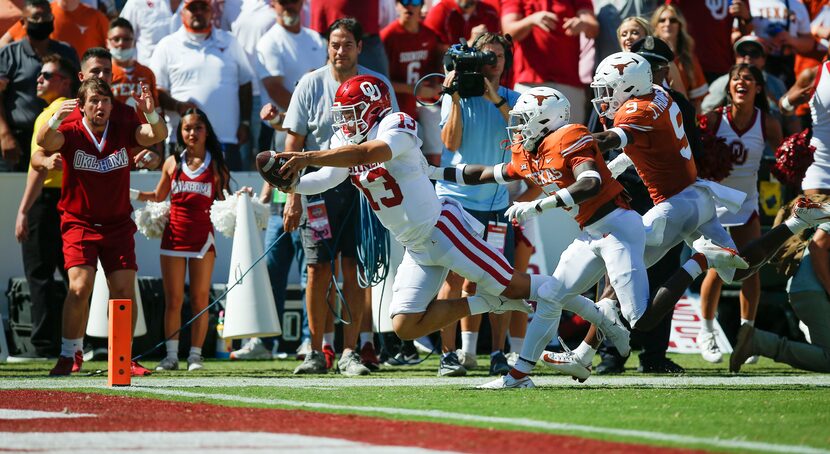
[334,112,442,249]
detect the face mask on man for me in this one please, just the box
[26,20,54,41]
[281,11,299,27]
[110,47,136,62]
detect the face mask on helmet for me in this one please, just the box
[507,110,535,149]
[331,101,371,144]
[590,81,617,119]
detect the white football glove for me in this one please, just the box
[504,200,543,224]
[606,153,633,179]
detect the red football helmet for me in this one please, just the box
[332,75,392,144]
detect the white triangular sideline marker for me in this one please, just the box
[222,194,281,339]
[86,260,147,338]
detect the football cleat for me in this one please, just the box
[596,299,631,357]
[541,350,592,382]
[476,374,535,389]
[692,237,749,271]
[792,197,830,227]
[697,330,723,364]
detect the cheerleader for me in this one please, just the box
[697,64,783,364]
[136,109,230,371]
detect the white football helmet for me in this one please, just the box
[591,52,652,119]
[507,87,570,151]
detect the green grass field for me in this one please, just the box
[3,353,829,452]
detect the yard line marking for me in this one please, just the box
[130,388,829,454]
[0,409,95,420]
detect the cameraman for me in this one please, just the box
[434,32,521,377]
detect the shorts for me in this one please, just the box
[61,216,137,274]
[299,178,358,264]
[390,201,514,317]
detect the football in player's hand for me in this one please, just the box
[256,150,297,190]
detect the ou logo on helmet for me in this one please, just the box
[360,81,382,101]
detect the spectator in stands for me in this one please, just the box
[134,108,230,372]
[14,54,77,359]
[651,4,708,111]
[702,36,789,128]
[592,0,658,65]
[118,0,178,66]
[107,18,159,109]
[310,1,389,76]
[1,0,108,58]
[501,0,598,124]
[230,0,326,361]
[281,17,397,375]
[381,0,443,165]
[150,0,254,171]
[423,0,500,51]
[0,0,79,172]
[731,203,830,374]
[750,0,815,86]
[667,0,752,83]
[433,32,519,377]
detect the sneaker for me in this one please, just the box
[729,324,756,373]
[385,350,419,366]
[489,351,511,376]
[595,355,625,375]
[322,345,336,370]
[130,361,153,377]
[438,351,467,377]
[745,355,759,365]
[72,350,83,373]
[697,330,723,363]
[637,357,685,374]
[49,356,74,376]
[187,355,204,372]
[477,374,535,389]
[230,338,272,360]
[505,352,520,367]
[338,351,371,376]
[156,356,179,371]
[692,237,749,271]
[359,342,380,371]
[295,338,312,360]
[457,349,478,369]
[541,350,592,382]
[294,350,327,374]
[792,196,830,226]
[478,293,533,314]
[596,299,631,357]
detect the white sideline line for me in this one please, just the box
[127,387,829,454]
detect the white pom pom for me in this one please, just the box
[251,194,270,230]
[133,200,170,239]
[210,192,238,238]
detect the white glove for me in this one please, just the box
[504,200,542,224]
[607,153,633,179]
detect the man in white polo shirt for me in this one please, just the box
[150,0,254,170]
[119,0,178,66]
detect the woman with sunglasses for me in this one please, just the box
[651,4,707,111]
[135,108,230,372]
[697,64,783,365]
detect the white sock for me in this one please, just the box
[562,295,601,325]
[681,258,704,279]
[323,332,334,347]
[572,341,596,366]
[509,336,524,353]
[165,340,179,359]
[740,318,754,327]
[189,346,202,358]
[701,318,716,332]
[61,337,82,358]
[519,314,561,369]
[513,357,535,374]
[467,295,490,315]
[785,216,809,234]
[359,332,373,346]
[461,331,478,356]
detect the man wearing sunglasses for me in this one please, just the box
[702,35,788,123]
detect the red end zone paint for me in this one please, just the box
[0,390,701,453]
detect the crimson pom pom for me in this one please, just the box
[695,114,734,182]
[771,128,815,188]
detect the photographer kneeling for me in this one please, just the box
[435,33,522,377]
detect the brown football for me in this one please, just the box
[256,150,297,190]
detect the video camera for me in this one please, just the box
[442,39,496,98]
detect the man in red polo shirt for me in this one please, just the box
[33,79,167,376]
[424,0,501,51]
[500,0,598,125]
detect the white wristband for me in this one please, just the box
[780,95,795,113]
[129,188,140,201]
[428,165,444,181]
[608,127,628,148]
[556,188,576,207]
[455,164,467,185]
[144,110,160,124]
[47,114,62,130]
[576,170,601,181]
[493,163,509,185]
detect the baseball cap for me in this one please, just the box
[734,35,765,55]
[630,36,675,65]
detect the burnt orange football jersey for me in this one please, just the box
[505,124,625,228]
[613,87,697,204]
[111,62,158,107]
